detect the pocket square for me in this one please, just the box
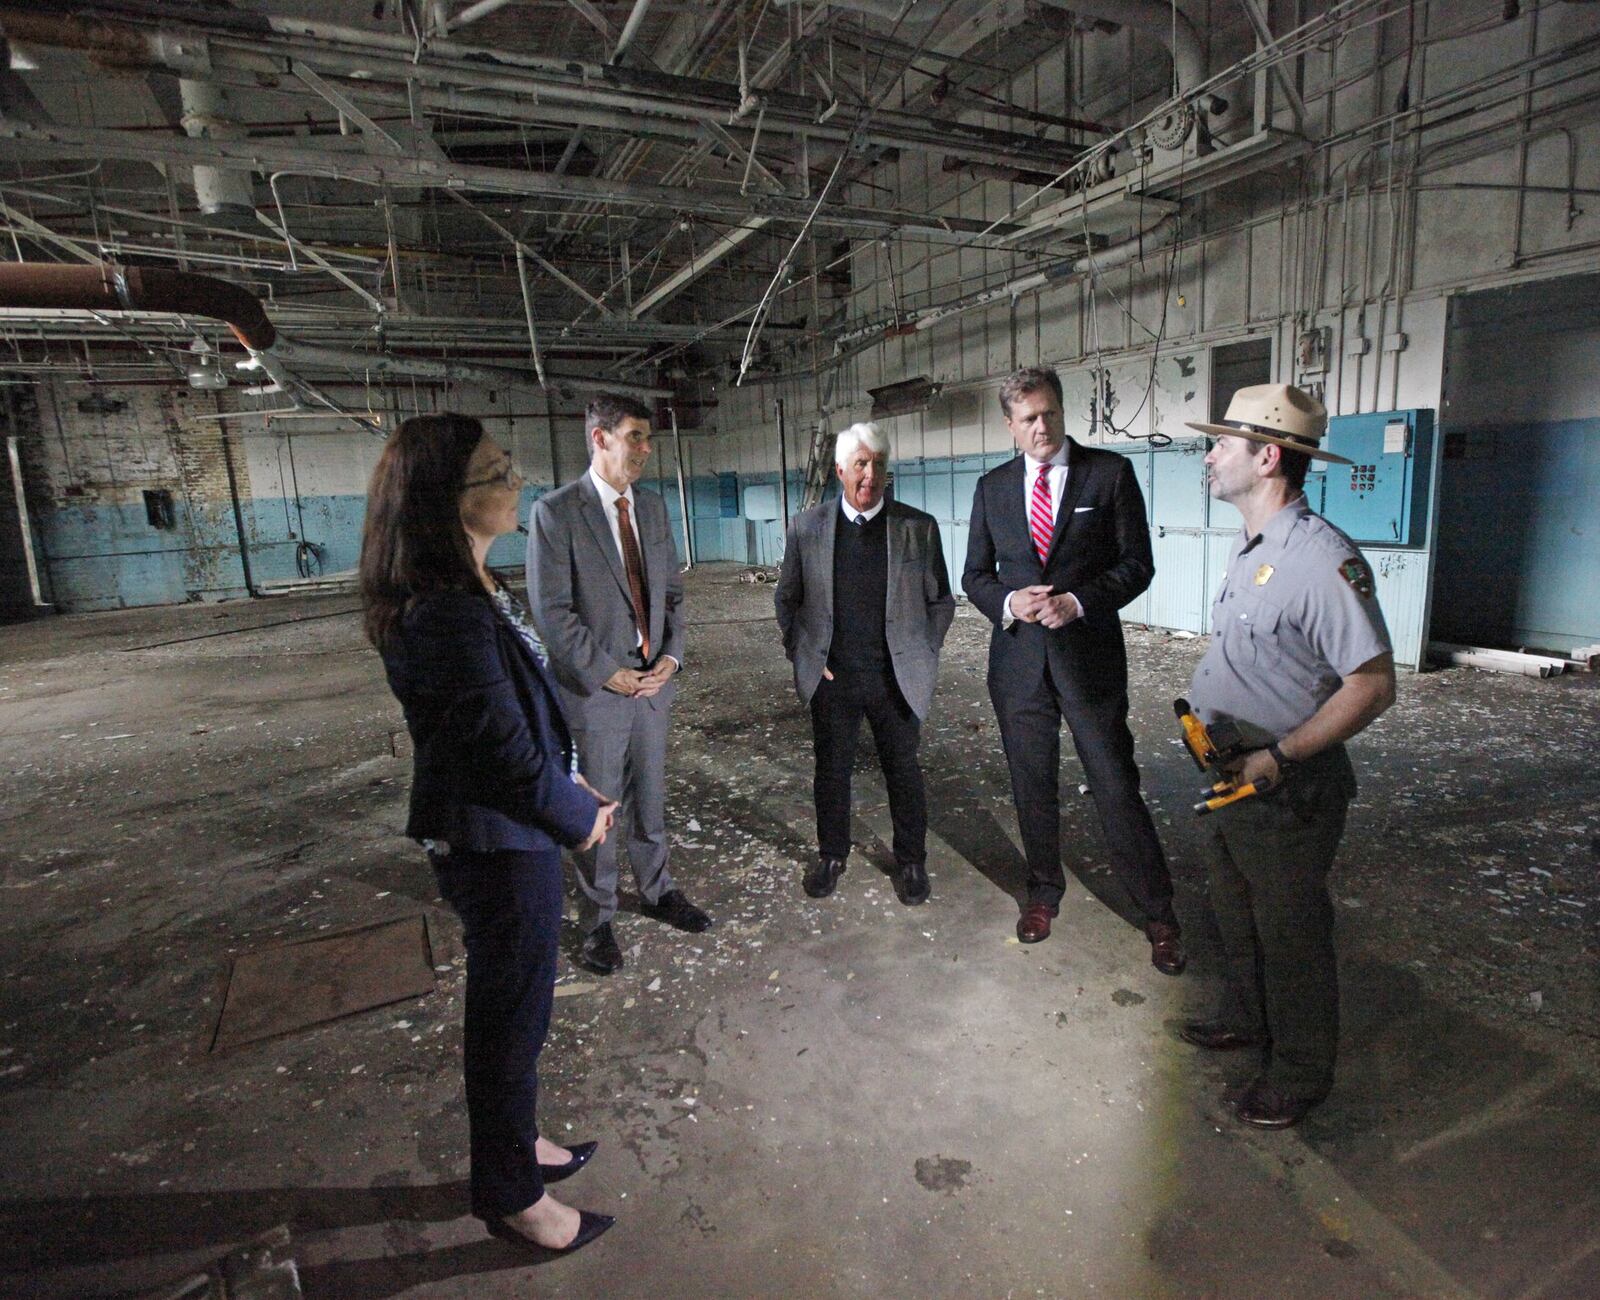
[1073,505,1095,513]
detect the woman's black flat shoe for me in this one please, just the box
[486,1210,615,1256]
[538,1140,598,1184]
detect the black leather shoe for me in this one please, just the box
[640,888,712,933]
[576,923,623,975]
[1146,921,1187,976]
[486,1209,615,1256]
[539,1140,598,1185]
[895,860,930,906]
[1236,1079,1317,1129]
[803,855,845,899]
[1179,1020,1263,1051]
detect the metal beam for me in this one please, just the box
[564,0,619,45]
[255,209,389,315]
[0,5,1081,173]
[0,199,104,264]
[612,0,653,62]
[631,218,771,318]
[440,188,615,315]
[446,0,517,31]
[291,62,405,154]
[0,119,1032,246]
[1233,0,1309,134]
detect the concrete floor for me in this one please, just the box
[2,564,1597,1300]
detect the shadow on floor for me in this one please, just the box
[0,1181,579,1299]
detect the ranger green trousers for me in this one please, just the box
[1203,747,1354,1101]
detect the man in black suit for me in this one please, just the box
[962,366,1184,975]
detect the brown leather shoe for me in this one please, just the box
[1146,921,1187,976]
[1016,903,1056,943]
[1235,1079,1317,1129]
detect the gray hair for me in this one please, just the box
[834,421,890,468]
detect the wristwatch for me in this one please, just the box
[1266,741,1295,773]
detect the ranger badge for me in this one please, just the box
[1338,557,1375,598]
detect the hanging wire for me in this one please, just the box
[736,0,963,384]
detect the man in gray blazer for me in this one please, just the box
[774,422,956,904]
[527,393,711,975]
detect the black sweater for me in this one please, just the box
[827,506,889,674]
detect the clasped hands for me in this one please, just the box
[603,656,678,699]
[573,772,619,851]
[1011,585,1082,630]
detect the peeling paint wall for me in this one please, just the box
[18,381,252,610]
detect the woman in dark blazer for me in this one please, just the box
[359,413,618,1255]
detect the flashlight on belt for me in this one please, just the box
[1174,698,1261,815]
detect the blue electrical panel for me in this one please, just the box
[1316,408,1434,546]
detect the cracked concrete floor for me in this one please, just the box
[2,564,1598,1299]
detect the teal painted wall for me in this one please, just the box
[1433,419,1600,651]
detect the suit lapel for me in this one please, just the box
[577,473,632,604]
[1044,439,1088,565]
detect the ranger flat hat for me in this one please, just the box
[1185,383,1352,465]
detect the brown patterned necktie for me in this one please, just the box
[614,496,652,661]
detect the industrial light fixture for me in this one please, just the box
[868,375,943,419]
[185,336,228,391]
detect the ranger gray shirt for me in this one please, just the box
[1189,496,1391,743]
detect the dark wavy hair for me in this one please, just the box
[359,413,487,648]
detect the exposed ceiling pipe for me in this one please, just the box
[0,118,1028,247]
[445,0,518,31]
[1041,2,1211,105]
[827,213,1179,357]
[259,339,670,401]
[611,0,654,62]
[0,263,671,403]
[0,262,276,350]
[0,4,1078,173]
[1033,1,1239,139]
[176,78,256,223]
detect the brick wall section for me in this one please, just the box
[21,378,253,608]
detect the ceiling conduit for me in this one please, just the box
[0,263,671,402]
[812,213,1179,378]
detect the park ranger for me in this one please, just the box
[1177,384,1397,1129]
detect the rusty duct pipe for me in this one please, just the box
[0,262,276,350]
[0,263,669,400]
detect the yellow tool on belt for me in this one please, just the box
[1174,698,1260,815]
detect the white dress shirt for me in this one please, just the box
[840,495,886,525]
[589,465,677,664]
[588,464,637,567]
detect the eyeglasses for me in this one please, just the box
[463,460,527,491]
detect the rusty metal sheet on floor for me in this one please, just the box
[209,914,436,1052]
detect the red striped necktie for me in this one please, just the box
[1029,464,1055,565]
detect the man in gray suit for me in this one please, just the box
[528,393,711,975]
[774,422,956,904]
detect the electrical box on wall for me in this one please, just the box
[1316,409,1434,546]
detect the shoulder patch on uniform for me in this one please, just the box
[1338,557,1375,598]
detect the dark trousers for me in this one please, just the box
[432,846,563,1220]
[809,667,926,866]
[1203,753,1350,1101]
[991,657,1174,923]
